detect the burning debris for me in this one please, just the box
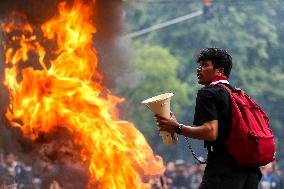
[0,0,164,188]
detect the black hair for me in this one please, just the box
[196,48,232,78]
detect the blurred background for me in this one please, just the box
[118,0,284,188]
[120,0,284,164]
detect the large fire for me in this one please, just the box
[1,0,164,188]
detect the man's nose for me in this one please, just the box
[197,66,201,72]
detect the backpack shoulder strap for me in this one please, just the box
[217,83,244,98]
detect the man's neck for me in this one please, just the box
[210,75,229,85]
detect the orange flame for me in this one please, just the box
[2,0,164,188]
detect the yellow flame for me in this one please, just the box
[2,0,164,188]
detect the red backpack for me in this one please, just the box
[219,84,276,167]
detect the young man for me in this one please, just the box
[155,48,261,189]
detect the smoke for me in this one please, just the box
[0,0,131,89]
[0,0,66,25]
[93,0,131,89]
[0,0,131,187]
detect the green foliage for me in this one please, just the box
[122,0,284,161]
[119,43,190,158]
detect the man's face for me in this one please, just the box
[196,60,219,86]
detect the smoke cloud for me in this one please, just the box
[0,0,65,25]
[93,0,131,89]
[0,0,130,88]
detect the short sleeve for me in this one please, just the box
[193,89,218,126]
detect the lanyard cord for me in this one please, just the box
[184,136,207,164]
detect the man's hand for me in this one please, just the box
[154,114,179,134]
[155,112,219,140]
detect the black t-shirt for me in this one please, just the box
[193,84,232,142]
[193,84,241,176]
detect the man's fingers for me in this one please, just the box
[156,120,168,126]
[155,116,168,123]
[154,114,166,119]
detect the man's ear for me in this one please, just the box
[217,68,225,76]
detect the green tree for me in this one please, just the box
[124,0,284,161]
[119,43,191,160]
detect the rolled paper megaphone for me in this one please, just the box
[142,93,178,146]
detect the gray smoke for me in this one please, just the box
[93,0,131,89]
[0,0,131,88]
[0,0,67,25]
